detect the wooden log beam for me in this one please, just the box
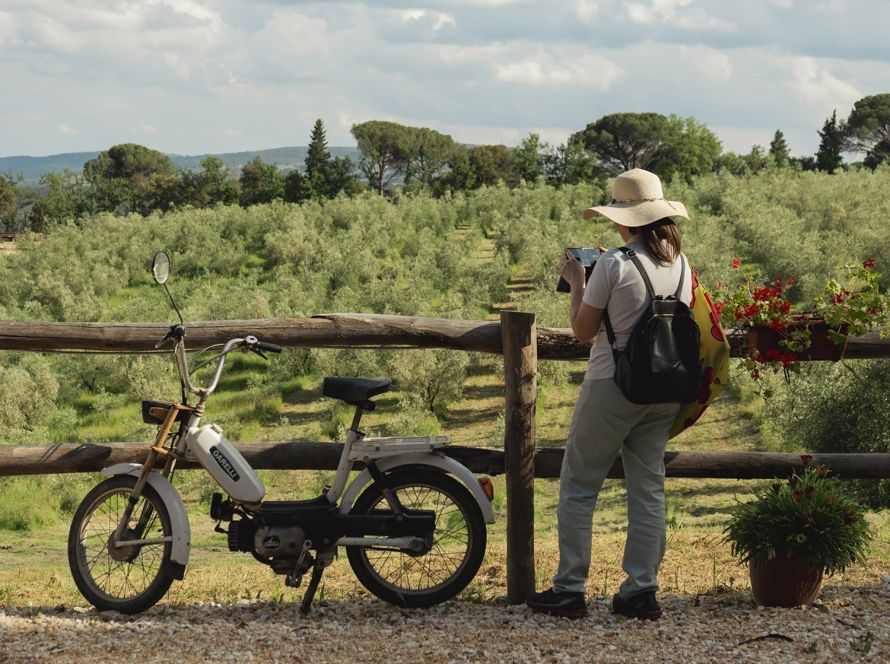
[0,315,504,354]
[0,440,506,477]
[1,442,889,480]
[1,315,889,359]
[531,449,890,480]
[501,311,537,604]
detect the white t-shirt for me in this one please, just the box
[581,238,693,381]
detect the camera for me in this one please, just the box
[556,247,599,293]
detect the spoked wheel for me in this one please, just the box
[68,475,175,614]
[346,468,487,607]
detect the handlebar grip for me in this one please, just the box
[255,341,283,354]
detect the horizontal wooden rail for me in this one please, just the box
[1,314,890,359]
[2,441,888,480]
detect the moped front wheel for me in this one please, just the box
[346,468,486,608]
[68,475,175,614]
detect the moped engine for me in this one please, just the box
[254,525,306,559]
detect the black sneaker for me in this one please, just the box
[526,588,588,618]
[611,591,662,620]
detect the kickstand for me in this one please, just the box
[299,564,325,615]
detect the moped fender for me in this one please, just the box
[339,453,496,524]
[101,463,191,569]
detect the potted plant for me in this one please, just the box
[724,455,872,607]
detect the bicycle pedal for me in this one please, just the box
[285,574,302,588]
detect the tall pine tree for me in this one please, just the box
[305,118,331,195]
[816,110,844,174]
[769,129,790,166]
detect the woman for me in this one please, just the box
[527,168,692,620]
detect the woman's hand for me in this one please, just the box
[558,249,585,290]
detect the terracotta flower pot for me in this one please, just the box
[747,316,847,361]
[749,556,824,607]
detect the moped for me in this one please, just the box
[67,251,495,614]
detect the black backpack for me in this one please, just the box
[602,248,701,405]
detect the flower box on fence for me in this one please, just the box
[747,315,847,362]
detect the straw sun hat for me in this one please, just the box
[582,168,689,227]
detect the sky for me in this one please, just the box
[2,0,889,158]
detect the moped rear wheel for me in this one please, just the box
[68,475,175,614]
[346,468,486,607]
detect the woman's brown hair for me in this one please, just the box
[629,217,681,266]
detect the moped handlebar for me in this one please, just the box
[252,340,282,354]
[170,333,279,402]
[155,324,186,350]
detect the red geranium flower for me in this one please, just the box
[731,258,741,269]
[780,352,796,368]
[863,258,875,270]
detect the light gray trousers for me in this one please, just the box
[552,378,680,598]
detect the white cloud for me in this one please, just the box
[397,8,456,30]
[29,14,86,53]
[786,56,861,114]
[625,0,734,31]
[684,46,732,80]
[494,49,623,90]
[57,123,77,136]
[0,11,20,47]
[626,0,690,24]
[447,0,520,5]
[574,0,600,24]
[134,124,159,135]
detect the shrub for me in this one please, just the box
[762,360,890,506]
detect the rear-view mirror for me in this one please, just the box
[151,251,170,285]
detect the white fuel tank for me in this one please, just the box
[187,424,265,505]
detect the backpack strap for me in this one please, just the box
[673,254,687,299]
[603,248,644,360]
[620,247,659,300]
[601,248,686,358]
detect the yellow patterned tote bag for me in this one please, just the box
[670,268,731,439]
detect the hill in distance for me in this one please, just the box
[0,146,361,183]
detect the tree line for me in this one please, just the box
[1,93,889,232]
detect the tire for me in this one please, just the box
[67,475,176,614]
[346,468,487,608]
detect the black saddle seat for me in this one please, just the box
[323,376,391,405]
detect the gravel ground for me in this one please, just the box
[1,583,888,663]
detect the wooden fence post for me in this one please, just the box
[501,311,537,604]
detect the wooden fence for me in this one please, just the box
[2,313,890,603]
